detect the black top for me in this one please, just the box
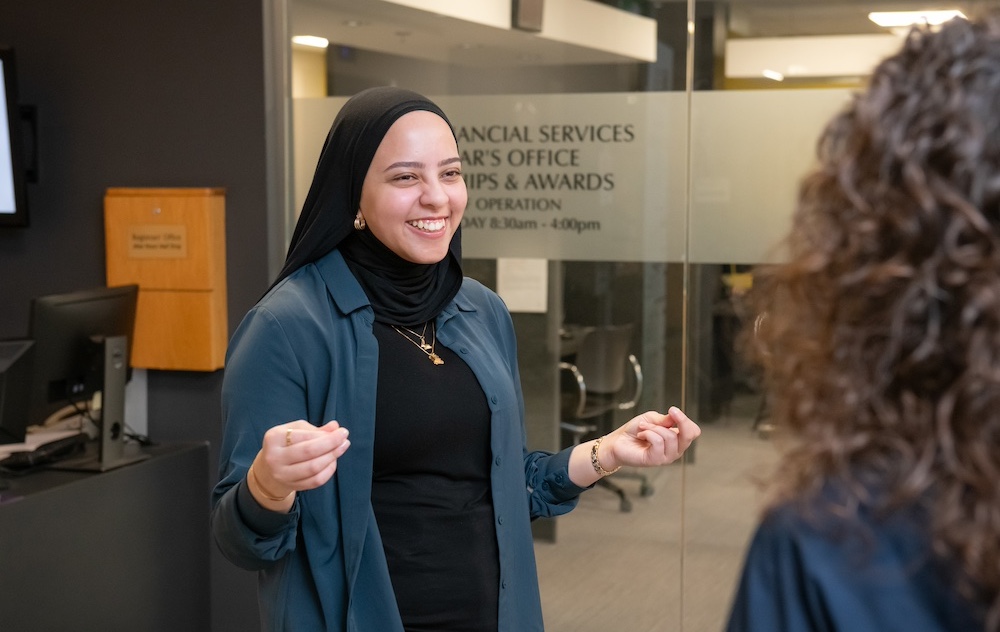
[370,321,499,632]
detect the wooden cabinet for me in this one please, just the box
[104,188,227,371]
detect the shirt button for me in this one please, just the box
[497,516,504,525]
[502,580,508,589]
[555,474,564,483]
[495,456,502,466]
[460,347,469,354]
[491,395,498,404]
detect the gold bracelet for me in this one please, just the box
[591,436,621,477]
[248,465,292,502]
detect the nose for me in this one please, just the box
[420,178,450,208]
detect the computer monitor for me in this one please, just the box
[0,45,29,228]
[27,284,148,471]
[0,339,34,444]
[27,284,139,427]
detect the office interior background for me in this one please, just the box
[1,1,992,630]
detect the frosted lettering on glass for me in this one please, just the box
[294,94,688,262]
[295,91,851,265]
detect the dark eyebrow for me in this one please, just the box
[384,157,462,172]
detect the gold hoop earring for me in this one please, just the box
[354,214,366,231]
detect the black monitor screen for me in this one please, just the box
[28,285,138,425]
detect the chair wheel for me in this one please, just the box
[639,483,654,497]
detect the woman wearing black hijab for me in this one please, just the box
[211,87,700,632]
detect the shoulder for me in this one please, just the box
[254,249,367,323]
[754,490,930,560]
[745,497,941,598]
[454,277,514,334]
[458,276,499,303]
[739,499,872,589]
[456,277,510,318]
[441,278,517,360]
[257,265,326,316]
[743,503,815,565]
[230,264,350,358]
[750,499,868,559]
[253,252,367,327]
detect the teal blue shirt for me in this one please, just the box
[212,249,587,632]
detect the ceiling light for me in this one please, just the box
[762,69,784,81]
[291,35,329,49]
[868,10,966,28]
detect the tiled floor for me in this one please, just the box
[534,394,778,632]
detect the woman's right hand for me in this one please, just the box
[246,420,351,511]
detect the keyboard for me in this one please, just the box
[0,434,87,472]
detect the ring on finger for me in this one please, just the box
[285,428,293,447]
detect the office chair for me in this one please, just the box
[559,324,647,512]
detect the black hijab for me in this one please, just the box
[269,86,463,327]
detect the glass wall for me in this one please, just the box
[265,0,989,629]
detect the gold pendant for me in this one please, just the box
[419,342,432,351]
[429,353,444,365]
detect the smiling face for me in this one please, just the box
[358,110,467,264]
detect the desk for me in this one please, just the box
[0,442,210,631]
[0,429,83,458]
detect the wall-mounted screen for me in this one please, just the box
[0,46,28,228]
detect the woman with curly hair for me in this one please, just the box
[726,11,1000,632]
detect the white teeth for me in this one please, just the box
[408,219,445,232]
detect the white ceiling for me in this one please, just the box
[290,0,995,66]
[727,0,994,38]
[291,0,651,67]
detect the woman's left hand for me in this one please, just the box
[602,406,701,470]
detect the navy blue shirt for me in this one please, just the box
[726,498,984,632]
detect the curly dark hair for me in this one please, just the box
[743,12,1000,629]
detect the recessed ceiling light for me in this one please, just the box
[868,10,966,28]
[762,69,784,81]
[292,35,330,49]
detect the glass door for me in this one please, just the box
[265,0,920,628]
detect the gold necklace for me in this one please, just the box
[392,321,444,365]
[398,322,431,350]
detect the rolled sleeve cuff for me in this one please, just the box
[528,448,588,518]
[236,477,300,535]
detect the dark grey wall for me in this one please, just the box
[0,1,267,630]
